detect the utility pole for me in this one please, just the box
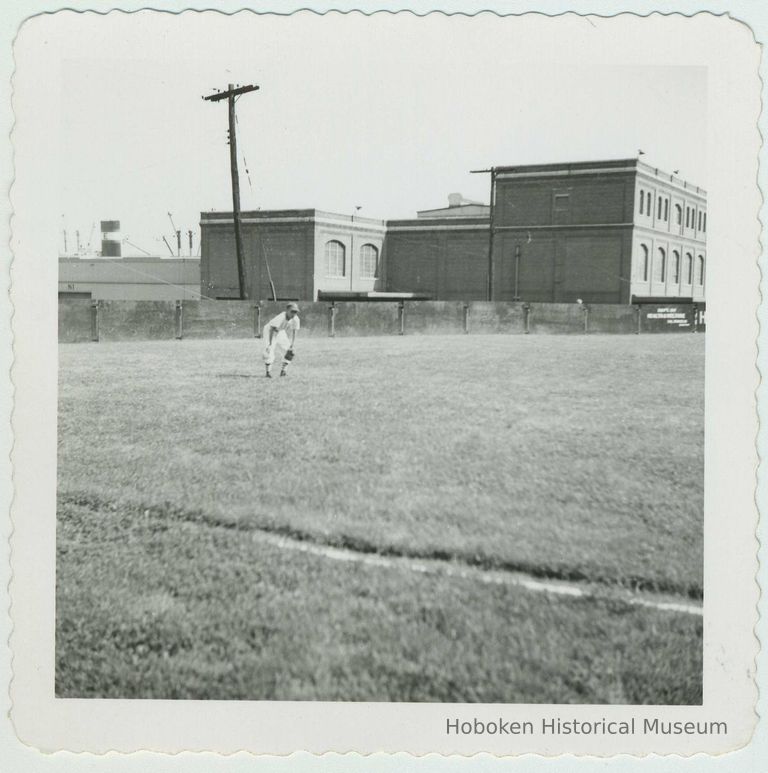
[203,83,260,300]
[471,167,496,301]
[167,213,181,257]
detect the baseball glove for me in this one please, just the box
[284,349,295,361]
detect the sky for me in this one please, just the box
[39,11,707,257]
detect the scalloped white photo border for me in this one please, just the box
[2,2,766,768]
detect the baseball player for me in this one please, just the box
[262,302,300,378]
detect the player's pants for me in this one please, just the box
[262,329,292,372]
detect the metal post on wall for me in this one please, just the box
[523,303,531,334]
[90,300,100,342]
[254,304,262,337]
[582,303,589,334]
[398,301,406,335]
[463,304,470,334]
[329,303,337,338]
[175,300,183,340]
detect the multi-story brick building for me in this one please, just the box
[490,158,706,303]
[199,158,706,304]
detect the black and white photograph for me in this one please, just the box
[5,4,763,761]
[53,11,707,706]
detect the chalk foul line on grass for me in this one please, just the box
[250,527,703,617]
[59,493,702,617]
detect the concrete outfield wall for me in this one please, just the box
[181,301,255,339]
[527,303,586,335]
[98,300,177,342]
[403,301,465,335]
[466,302,526,334]
[59,299,93,343]
[58,299,701,342]
[331,302,400,337]
[588,304,638,334]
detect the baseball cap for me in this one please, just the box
[286,302,300,313]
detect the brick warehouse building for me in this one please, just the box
[490,159,706,303]
[199,158,706,304]
[200,210,386,300]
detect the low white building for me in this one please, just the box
[59,257,201,300]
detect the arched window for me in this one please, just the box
[697,255,705,285]
[685,252,693,284]
[675,204,682,225]
[657,197,663,219]
[703,212,707,232]
[639,244,649,281]
[647,191,653,213]
[359,244,378,279]
[658,247,667,282]
[639,189,644,214]
[698,211,702,231]
[664,198,669,221]
[325,240,346,277]
[672,250,681,283]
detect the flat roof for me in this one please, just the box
[492,158,706,195]
[200,209,386,226]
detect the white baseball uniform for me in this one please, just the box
[262,311,300,372]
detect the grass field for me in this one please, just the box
[56,333,704,703]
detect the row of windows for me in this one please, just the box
[325,240,379,279]
[638,188,707,233]
[640,190,670,221]
[638,244,705,285]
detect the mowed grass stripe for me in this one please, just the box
[56,500,703,703]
